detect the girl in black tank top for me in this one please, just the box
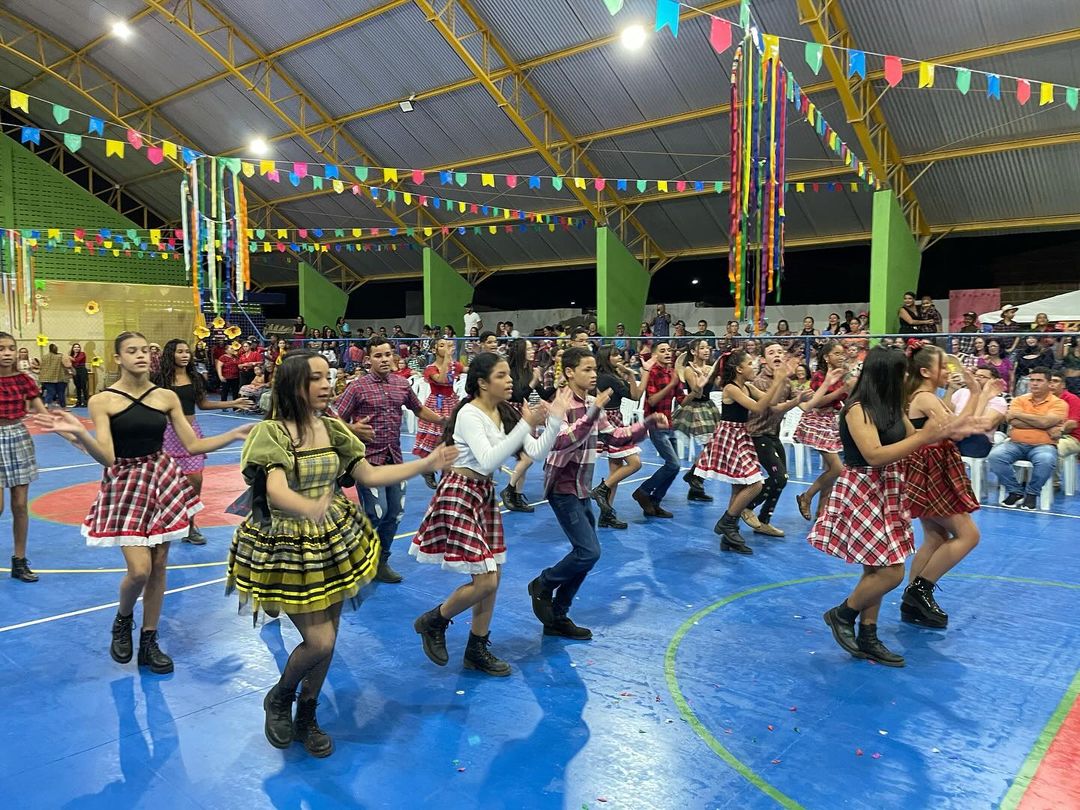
[807,346,952,669]
[696,349,797,553]
[38,331,252,676]
[675,341,722,501]
[154,339,254,545]
[503,338,545,513]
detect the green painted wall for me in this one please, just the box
[0,133,184,285]
[298,261,348,332]
[869,190,921,335]
[596,226,649,335]
[423,248,474,332]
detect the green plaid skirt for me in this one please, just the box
[672,399,720,439]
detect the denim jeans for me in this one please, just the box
[541,494,601,618]
[43,381,67,407]
[359,479,407,561]
[639,427,680,503]
[988,441,1058,495]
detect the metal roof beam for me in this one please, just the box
[142,0,490,280]
[0,7,368,288]
[412,0,668,268]
[128,0,409,115]
[795,0,929,235]
[903,131,1080,164]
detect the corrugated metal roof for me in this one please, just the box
[158,80,288,156]
[11,0,145,51]
[210,0,393,53]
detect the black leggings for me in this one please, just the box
[748,433,788,523]
[220,378,240,402]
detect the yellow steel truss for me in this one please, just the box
[0,8,366,289]
[141,0,492,287]
[795,0,929,235]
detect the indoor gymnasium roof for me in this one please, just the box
[1,0,1078,289]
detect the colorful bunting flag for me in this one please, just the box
[126,129,143,150]
[63,133,82,153]
[848,50,866,79]
[146,146,164,165]
[20,127,41,145]
[955,67,971,95]
[52,104,70,124]
[1039,82,1054,106]
[709,18,731,54]
[918,62,935,88]
[1067,87,1078,111]
[10,89,29,113]
[603,0,623,13]
[88,117,104,136]
[987,73,1001,99]
[655,0,679,36]
[1016,78,1031,105]
[162,141,178,159]
[804,42,823,75]
[105,139,125,158]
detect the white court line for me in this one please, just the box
[37,447,243,474]
[0,578,226,634]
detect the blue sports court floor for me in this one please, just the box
[1,410,1078,809]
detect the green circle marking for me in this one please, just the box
[664,572,1080,809]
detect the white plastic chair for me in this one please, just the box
[998,460,1053,511]
[961,456,988,501]
[780,408,807,479]
[1062,452,1078,497]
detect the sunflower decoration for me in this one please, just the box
[36,334,49,347]
[90,356,103,368]
[212,316,226,330]
[229,341,241,352]
[224,325,242,340]
[194,325,211,340]
[85,300,100,315]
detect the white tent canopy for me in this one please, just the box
[979,289,1080,324]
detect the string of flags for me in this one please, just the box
[613,1,1079,110]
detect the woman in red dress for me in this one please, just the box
[414,338,463,488]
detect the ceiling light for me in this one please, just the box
[570,301,576,306]
[248,137,269,156]
[621,24,647,51]
[111,20,133,40]
[399,94,416,113]
[691,278,699,285]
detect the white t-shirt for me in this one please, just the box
[464,311,482,335]
[951,388,1007,439]
[453,402,560,476]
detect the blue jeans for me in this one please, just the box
[638,427,680,503]
[988,441,1058,496]
[43,381,67,407]
[359,478,406,562]
[541,494,601,618]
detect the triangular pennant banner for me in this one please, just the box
[126,129,143,150]
[9,89,29,113]
[105,139,125,158]
[847,50,865,79]
[918,62,935,88]
[64,133,82,153]
[1016,78,1031,105]
[987,73,1001,100]
[1067,87,1078,110]
[603,0,623,13]
[804,42,823,75]
[655,0,679,36]
[708,18,731,54]
[955,67,971,95]
[52,104,70,125]
[1039,82,1054,106]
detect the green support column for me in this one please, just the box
[298,261,348,331]
[596,227,649,335]
[424,248,474,333]
[869,190,921,335]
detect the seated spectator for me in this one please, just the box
[791,363,811,393]
[1048,371,1080,462]
[951,366,1008,458]
[1014,335,1056,396]
[988,368,1067,509]
[240,366,270,412]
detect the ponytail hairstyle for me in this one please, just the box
[113,331,147,354]
[904,343,944,402]
[816,339,842,372]
[718,350,747,388]
[441,351,521,444]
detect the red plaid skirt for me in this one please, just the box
[598,408,640,460]
[83,451,203,547]
[905,441,979,517]
[409,472,505,573]
[807,462,913,566]
[412,391,457,457]
[695,421,764,484]
[793,407,842,453]
[163,418,206,474]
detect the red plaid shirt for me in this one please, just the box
[0,373,40,420]
[544,391,648,497]
[334,372,422,465]
[644,363,684,421]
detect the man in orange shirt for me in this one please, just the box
[989,367,1067,510]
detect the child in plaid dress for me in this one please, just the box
[811,347,960,668]
[39,332,252,676]
[794,341,855,520]
[0,332,51,583]
[901,345,998,629]
[411,352,565,676]
[695,350,798,554]
[154,338,254,545]
[413,338,463,490]
[590,346,646,530]
[674,339,722,502]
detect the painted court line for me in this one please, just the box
[0,578,227,634]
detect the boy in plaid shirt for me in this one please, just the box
[528,348,667,638]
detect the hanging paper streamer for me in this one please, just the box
[728,27,786,328]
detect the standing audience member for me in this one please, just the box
[1048,372,1080,465]
[70,343,89,406]
[216,342,242,404]
[38,343,71,408]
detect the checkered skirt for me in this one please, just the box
[412,390,458,458]
[0,422,38,488]
[807,461,913,566]
[905,441,979,517]
[82,451,203,547]
[162,418,206,474]
[695,420,764,484]
[673,398,721,440]
[409,472,505,574]
[793,407,842,453]
[597,407,641,460]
